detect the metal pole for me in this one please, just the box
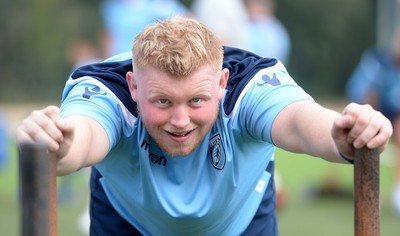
[354,147,380,236]
[19,142,57,236]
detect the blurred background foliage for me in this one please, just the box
[0,0,102,102]
[1,0,376,102]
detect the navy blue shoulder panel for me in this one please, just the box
[223,46,277,115]
[69,47,277,116]
[71,59,137,116]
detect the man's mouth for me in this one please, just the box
[168,130,192,137]
[167,129,194,142]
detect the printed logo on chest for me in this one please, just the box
[140,140,167,166]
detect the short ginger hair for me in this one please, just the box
[132,16,223,78]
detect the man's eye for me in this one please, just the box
[191,98,201,104]
[158,99,169,104]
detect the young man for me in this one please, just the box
[16,17,392,235]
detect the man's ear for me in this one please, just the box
[126,71,138,102]
[218,68,229,100]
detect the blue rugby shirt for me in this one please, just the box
[60,47,313,235]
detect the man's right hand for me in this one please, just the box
[16,105,74,159]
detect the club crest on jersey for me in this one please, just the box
[208,134,226,170]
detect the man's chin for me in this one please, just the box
[165,150,193,157]
[162,146,196,157]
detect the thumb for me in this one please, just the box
[331,114,355,156]
[56,119,74,134]
[332,115,353,140]
[54,118,75,159]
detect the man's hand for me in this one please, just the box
[332,103,393,158]
[16,105,74,160]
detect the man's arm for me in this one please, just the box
[55,114,109,175]
[271,100,392,163]
[16,106,109,175]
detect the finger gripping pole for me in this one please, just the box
[354,147,380,236]
[19,142,57,236]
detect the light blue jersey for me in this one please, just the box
[60,47,313,235]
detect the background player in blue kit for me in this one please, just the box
[16,17,392,235]
[346,28,400,215]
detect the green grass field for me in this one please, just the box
[1,142,399,235]
[275,147,400,235]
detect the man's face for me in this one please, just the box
[127,65,229,156]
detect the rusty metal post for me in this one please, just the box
[19,142,57,236]
[354,147,380,236]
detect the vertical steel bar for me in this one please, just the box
[19,142,57,236]
[354,147,380,236]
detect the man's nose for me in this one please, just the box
[170,105,190,128]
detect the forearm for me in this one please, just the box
[298,105,348,163]
[272,100,347,163]
[55,115,109,176]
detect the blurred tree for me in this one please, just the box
[0,0,101,102]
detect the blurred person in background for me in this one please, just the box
[346,28,400,215]
[66,38,103,70]
[191,0,291,64]
[100,0,189,58]
[243,0,291,64]
[191,0,250,48]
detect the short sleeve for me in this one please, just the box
[60,77,135,150]
[237,62,314,143]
